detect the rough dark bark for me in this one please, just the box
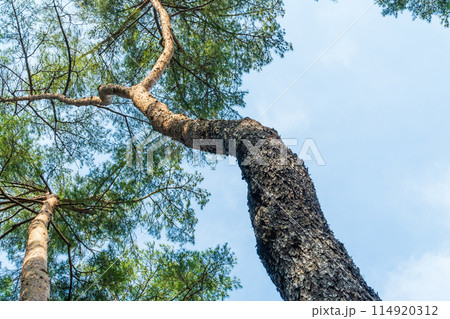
[128,1,381,299]
[132,90,380,300]
[240,129,380,300]
[20,194,59,301]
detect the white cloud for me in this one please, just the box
[384,167,450,300]
[382,251,450,300]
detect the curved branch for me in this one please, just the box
[138,0,175,90]
[0,84,130,107]
[0,1,163,106]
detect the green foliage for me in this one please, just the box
[1,0,447,301]
[50,243,240,301]
[0,107,232,300]
[0,107,42,181]
[376,0,450,26]
[161,0,292,118]
[0,266,17,301]
[0,0,292,123]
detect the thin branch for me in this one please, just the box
[0,216,34,240]
[0,181,46,193]
[100,6,153,55]
[0,187,41,215]
[40,174,53,194]
[50,220,73,301]
[0,204,35,225]
[53,1,72,95]
[0,150,13,178]
[169,0,215,18]
[95,104,150,124]
[56,208,98,254]
[133,264,160,300]
[0,203,17,213]
[50,100,59,142]
[79,0,152,58]
[10,0,33,95]
[0,63,29,87]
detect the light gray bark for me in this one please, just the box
[20,195,59,301]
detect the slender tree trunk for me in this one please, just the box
[20,194,59,301]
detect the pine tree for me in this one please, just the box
[1,0,448,301]
[0,84,239,301]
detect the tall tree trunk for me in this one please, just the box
[127,1,381,300]
[131,87,380,300]
[20,194,59,301]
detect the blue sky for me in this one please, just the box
[187,0,450,300]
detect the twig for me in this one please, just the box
[50,220,73,301]
[0,216,34,240]
[53,1,72,95]
[0,187,40,215]
[10,0,33,95]
[0,204,34,225]
[40,174,53,194]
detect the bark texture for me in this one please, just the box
[131,89,380,300]
[128,1,381,300]
[20,195,59,301]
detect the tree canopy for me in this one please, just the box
[376,0,450,26]
[0,105,240,300]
